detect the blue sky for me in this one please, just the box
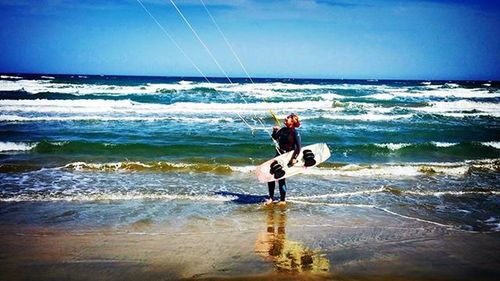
[0,0,499,80]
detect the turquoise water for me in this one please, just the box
[0,74,499,232]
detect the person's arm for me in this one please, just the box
[271,126,280,140]
[289,130,301,166]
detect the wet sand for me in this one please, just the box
[0,203,499,281]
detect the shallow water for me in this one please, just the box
[0,74,499,233]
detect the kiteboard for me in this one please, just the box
[256,143,331,183]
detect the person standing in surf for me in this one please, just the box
[266,113,302,205]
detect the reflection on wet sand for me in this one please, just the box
[255,205,330,273]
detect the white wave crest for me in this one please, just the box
[0,79,197,95]
[1,78,496,102]
[0,79,355,97]
[0,193,236,202]
[235,160,498,178]
[404,190,500,197]
[319,113,413,121]
[374,143,412,150]
[58,159,498,178]
[0,75,22,79]
[0,99,332,114]
[9,97,493,123]
[368,93,394,100]
[369,87,500,100]
[482,142,500,149]
[0,114,234,123]
[0,142,35,152]
[413,100,500,118]
[431,142,456,147]
[291,187,499,200]
[314,162,494,177]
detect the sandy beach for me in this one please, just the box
[1,201,498,281]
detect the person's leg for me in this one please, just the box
[267,181,275,201]
[278,178,287,202]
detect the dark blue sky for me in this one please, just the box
[1,0,499,80]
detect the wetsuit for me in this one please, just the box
[268,127,301,201]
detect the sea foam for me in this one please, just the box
[0,142,35,152]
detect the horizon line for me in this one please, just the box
[0,71,497,82]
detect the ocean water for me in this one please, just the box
[0,74,499,232]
